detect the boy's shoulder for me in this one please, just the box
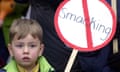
[38,56,55,72]
[2,58,19,72]
[0,69,6,72]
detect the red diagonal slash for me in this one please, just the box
[82,0,93,49]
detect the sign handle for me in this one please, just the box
[113,38,118,54]
[111,0,117,15]
[111,0,118,54]
[64,49,78,72]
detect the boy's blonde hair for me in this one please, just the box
[9,18,43,43]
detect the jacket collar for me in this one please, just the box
[4,56,54,72]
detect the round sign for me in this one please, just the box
[54,0,116,52]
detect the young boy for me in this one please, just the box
[0,18,55,72]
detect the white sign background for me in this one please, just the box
[54,0,116,52]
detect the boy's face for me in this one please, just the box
[8,34,44,68]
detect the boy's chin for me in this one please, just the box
[19,62,36,68]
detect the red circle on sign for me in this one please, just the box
[54,0,116,52]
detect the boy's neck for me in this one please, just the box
[17,63,39,72]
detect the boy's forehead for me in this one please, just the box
[13,34,40,41]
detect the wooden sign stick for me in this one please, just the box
[64,49,78,72]
[111,0,118,54]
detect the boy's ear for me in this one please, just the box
[8,44,13,57]
[39,43,44,56]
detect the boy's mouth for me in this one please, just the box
[22,57,30,61]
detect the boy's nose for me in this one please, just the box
[23,46,29,54]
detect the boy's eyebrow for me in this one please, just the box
[28,42,40,44]
[13,41,40,43]
[13,42,24,44]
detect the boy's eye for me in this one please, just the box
[29,44,37,48]
[15,44,23,48]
